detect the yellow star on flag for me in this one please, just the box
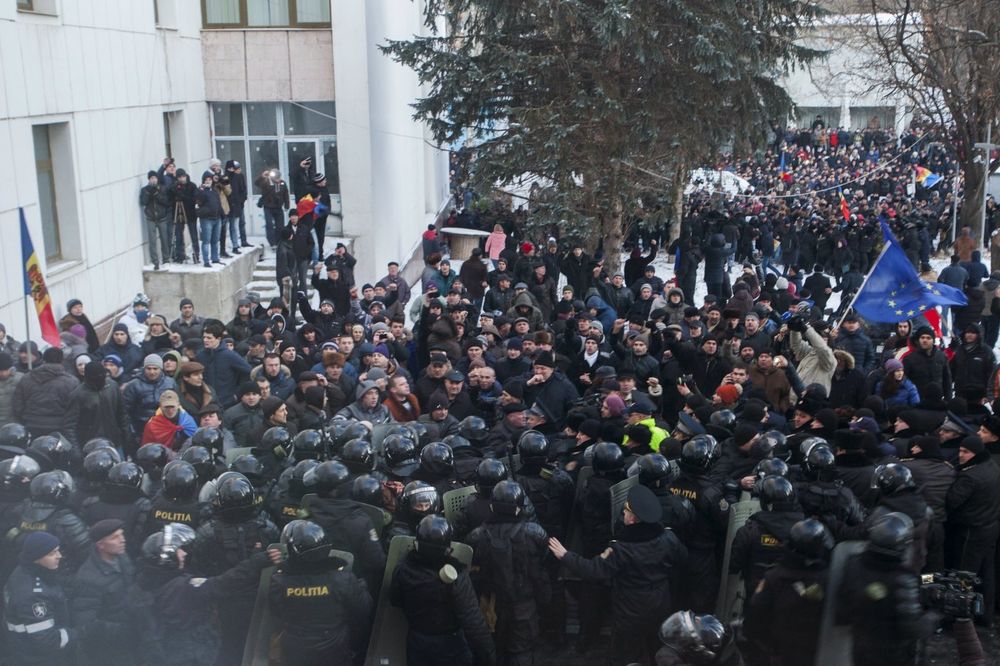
[888,300,896,307]
[895,309,903,315]
[907,310,915,316]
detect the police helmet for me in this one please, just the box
[290,459,321,497]
[592,441,624,473]
[758,476,796,512]
[338,421,371,447]
[658,610,729,661]
[0,454,42,493]
[161,460,199,502]
[690,433,720,460]
[82,438,116,457]
[442,434,471,450]
[82,448,120,486]
[490,480,526,517]
[787,518,834,563]
[339,438,375,473]
[415,514,453,557]
[382,424,414,440]
[383,434,420,477]
[754,458,788,481]
[457,416,488,442]
[191,427,224,454]
[214,473,257,516]
[136,444,170,477]
[680,438,715,472]
[28,434,77,471]
[106,462,145,491]
[281,519,331,563]
[292,429,326,460]
[399,481,441,520]
[710,409,736,429]
[0,423,31,450]
[871,463,915,495]
[517,430,549,460]
[761,430,790,461]
[29,470,74,505]
[261,426,293,456]
[799,436,828,460]
[180,445,216,480]
[474,459,508,493]
[351,474,383,507]
[867,511,914,559]
[801,443,835,480]
[407,421,431,447]
[419,442,454,477]
[141,523,197,569]
[304,460,351,497]
[229,454,265,484]
[630,453,678,488]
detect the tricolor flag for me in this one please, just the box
[20,208,61,348]
[778,153,792,183]
[838,187,851,222]
[915,166,942,188]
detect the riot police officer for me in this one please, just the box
[390,515,495,666]
[1,455,41,578]
[3,532,77,665]
[80,461,152,558]
[743,518,834,666]
[299,460,386,591]
[413,442,461,495]
[14,470,90,571]
[729,476,803,599]
[268,520,373,665]
[444,434,485,485]
[630,453,694,533]
[250,425,294,480]
[136,443,170,498]
[835,512,939,666]
[145,460,209,536]
[655,610,739,666]
[870,463,931,572]
[453,459,508,539]
[339,437,377,480]
[267,459,320,527]
[188,473,279,666]
[79,448,120,506]
[466,481,550,665]
[667,436,730,612]
[795,442,864,536]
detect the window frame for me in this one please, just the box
[201,0,330,29]
[17,0,34,11]
[32,125,62,262]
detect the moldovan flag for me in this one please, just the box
[839,187,851,222]
[20,208,61,348]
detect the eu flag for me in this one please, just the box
[851,222,966,323]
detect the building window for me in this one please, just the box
[211,101,342,231]
[32,125,61,261]
[163,112,173,158]
[17,0,33,10]
[202,0,329,28]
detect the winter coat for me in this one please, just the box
[833,328,876,374]
[790,326,836,395]
[140,184,172,223]
[702,234,732,285]
[937,263,969,291]
[748,364,791,413]
[222,401,264,448]
[61,379,129,448]
[949,331,995,395]
[828,351,868,409]
[195,347,251,409]
[523,371,579,433]
[458,258,489,300]
[59,312,100,353]
[335,397,393,424]
[0,371,23,427]
[12,364,79,436]
[256,176,290,210]
[484,231,507,260]
[506,292,545,332]
[97,340,144,375]
[873,377,920,407]
[122,373,178,438]
[169,316,205,343]
[194,185,224,219]
[902,347,952,400]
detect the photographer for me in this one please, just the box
[215,173,235,258]
[195,173,224,268]
[170,167,200,264]
[255,168,290,249]
[226,160,251,250]
[139,170,173,270]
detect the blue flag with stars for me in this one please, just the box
[851,222,966,323]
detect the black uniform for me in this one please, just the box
[743,551,828,666]
[3,563,76,665]
[561,522,688,666]
[467,516,550,665]
[795,479,864,532]
[13,501,90,572]
[729,509,804,599]
[144,491,210,537]
[79,487,152,559]
[667,469,729,612]
[391,548,495,666]
[835,549,937,666]
[299,495,387,591]
[268,557,373,665]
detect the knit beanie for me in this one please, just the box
[19,531,60,565]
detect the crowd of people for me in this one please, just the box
[0,121,997,666]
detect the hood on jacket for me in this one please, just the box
[833,349,855,370]
[710,234,725,248]
[512,291,540,313]
[161,350,184,377]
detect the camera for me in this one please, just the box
[920,570,984,619]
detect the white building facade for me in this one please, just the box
[0,0,450,343]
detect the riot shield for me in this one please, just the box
[609,475,639,531]
[364,535,474,666]
[559,465,594,582]
[816,540,866,666]
[714,499,760,621]
[371,424,394,458]
[297,494,393,538]
[442,485,478,523]
[242,548,355,666]
[225,447,254,466]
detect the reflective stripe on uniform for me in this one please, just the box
[6,618,55,634]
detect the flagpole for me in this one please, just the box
[23,293,32,371]
[834,241,891,329]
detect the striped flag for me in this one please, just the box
[839,187,851,222]
[20,208,61,348]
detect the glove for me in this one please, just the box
[655,322,667,332]
[786,315,807,333]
